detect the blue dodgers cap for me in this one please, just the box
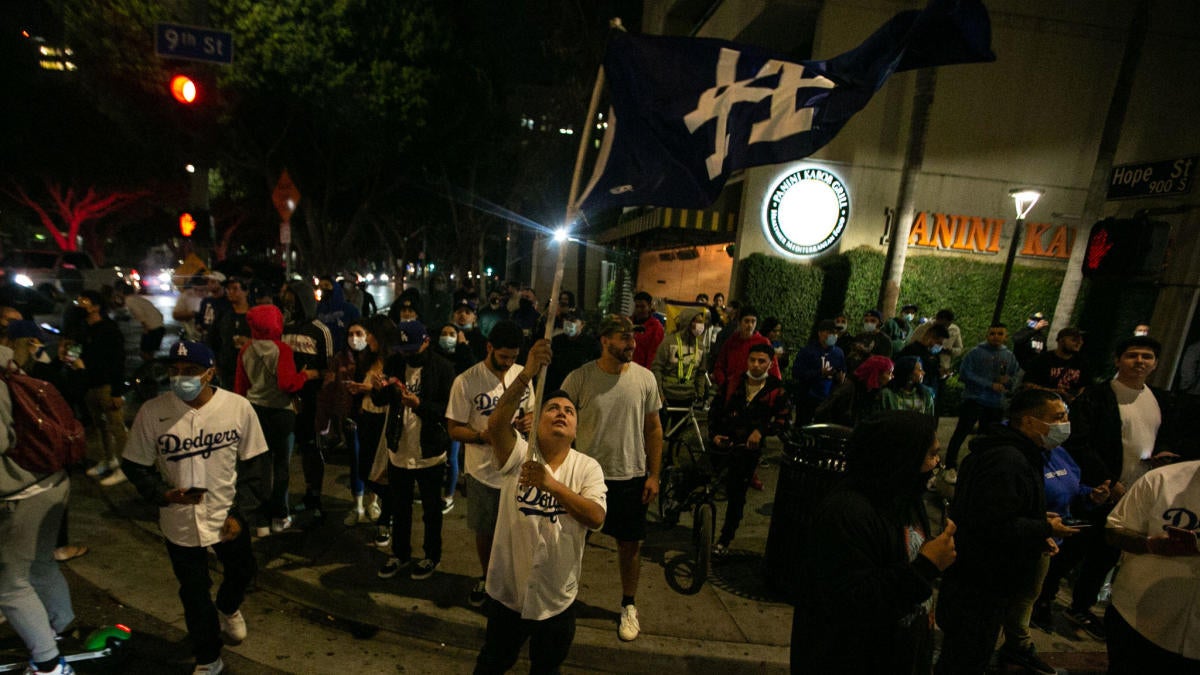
[167,340,215,367]
[394,321,429,353]
[5,320,43,340]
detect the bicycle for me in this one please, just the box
[658,439,733,587]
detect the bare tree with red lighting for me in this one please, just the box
[6,178,149,264]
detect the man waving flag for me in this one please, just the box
[576,0,994,213]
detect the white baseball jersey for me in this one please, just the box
[124,387,268,547]
[445,361,533,489]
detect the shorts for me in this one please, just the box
[140,326,166,355]
[601,476,648,542]
[466,475,502,535]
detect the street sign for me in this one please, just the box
[272,170,301,221]
[155,23,233,65]
[1107,156,1195,200]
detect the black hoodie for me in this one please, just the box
[946,424,1053,595]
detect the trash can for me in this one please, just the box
[765,423,853,602]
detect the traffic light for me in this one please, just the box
[1081,217,1170,279]
[179,212,197,237]
[170,74,198,104]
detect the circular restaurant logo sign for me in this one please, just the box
[763,168,850,256]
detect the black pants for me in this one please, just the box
[934,574,1009,675]
[165,521,256,664]
[719,447,762,546]
[1037,521,1119,612]
[1107,605,1200,674]
[475,600,576,675]
[251,404,296,523]
[945,400,1004,468]
[388,463,444,562]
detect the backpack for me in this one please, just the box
[0,361,88,474]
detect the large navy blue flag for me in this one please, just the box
[575,0,994,213]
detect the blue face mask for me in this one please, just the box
[929,344,943,354]
[563,321,580,337]
[824,334,837,347]
[438,336,457,352]
[171,375,206,402]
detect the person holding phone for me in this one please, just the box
[121,341,269,675]
[1105,459,1200,673]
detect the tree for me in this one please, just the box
[5,178,149,263]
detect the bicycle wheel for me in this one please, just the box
[658,466,679,524]
[693,502,714,585]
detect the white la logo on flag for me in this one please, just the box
[683,48,835,180]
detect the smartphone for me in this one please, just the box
[1166,526,1198,549]
[1062,519,1093,529]
[184,486,208,496]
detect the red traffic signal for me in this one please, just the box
[1081,218,1170,280]
[170,75,198,104]
[179,212,197,237]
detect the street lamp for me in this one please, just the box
[992,187,1044,324]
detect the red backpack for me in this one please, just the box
[1,361,88,474]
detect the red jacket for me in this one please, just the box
[235,305,308,407]
[633,315,664,370]
[712,331,781,399]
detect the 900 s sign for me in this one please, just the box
[1107,157,1195,200]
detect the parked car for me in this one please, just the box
[1,249,127,299]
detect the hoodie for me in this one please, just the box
[316,279,360,350]
[235,305,309,409]
[946,425,1053,595]
[958,341,1019,409]
[651,307,707,403]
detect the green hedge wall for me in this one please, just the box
[740,247,1068,353]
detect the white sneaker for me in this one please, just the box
[618,604,640,641]
[366,499,382,521]
[343,508,366,526]
[373,526,391,550]
[22,657,74,674]
[192,657,224,674]
[218,609,247,644]
[270,516,293,533]
[442,497,455,515]
[98,468,127,487]
[85,459,116,479]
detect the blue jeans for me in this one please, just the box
[445,440,462,498]
[0,477,74,663]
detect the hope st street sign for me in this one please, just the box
[155,23,234,65]
[1107,156,1195,200]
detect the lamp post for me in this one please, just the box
[992,188,1044,325]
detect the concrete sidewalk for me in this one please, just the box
[69,417,1110,673]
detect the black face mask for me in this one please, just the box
[406,351,429,367]
[519,298,534,311]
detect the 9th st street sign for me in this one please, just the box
[155,23,233,65]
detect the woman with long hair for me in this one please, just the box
[882,355,936,416]
[792,411,957,673]
[815,354,893,426]
[337,315,395,529]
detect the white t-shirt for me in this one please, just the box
[445,361,533,489]
[561,361,661,480]
[1112,379,1162,487]
[124,293,164,331]
[123,388,269,547]
[1107,460,1200,659]
[486,435,606,620]
[387,364,445,470]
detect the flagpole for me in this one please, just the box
[527,19,618,465]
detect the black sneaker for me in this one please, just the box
[377,557,410,579]
[411,559,439,580]
[1065,608,1106,641]
[998,642,1056,675]
[468,579,487,607]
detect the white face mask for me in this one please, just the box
[691,323,705,337]
[747,370,769,381]
[349,336,368,352]
[563,321,580,337]
[438,336,458,352]
[862,322,878,333]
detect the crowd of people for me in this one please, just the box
[2,270,1199,674]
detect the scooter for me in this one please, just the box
[0,624,131,673]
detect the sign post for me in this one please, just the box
[273,171,301,278]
